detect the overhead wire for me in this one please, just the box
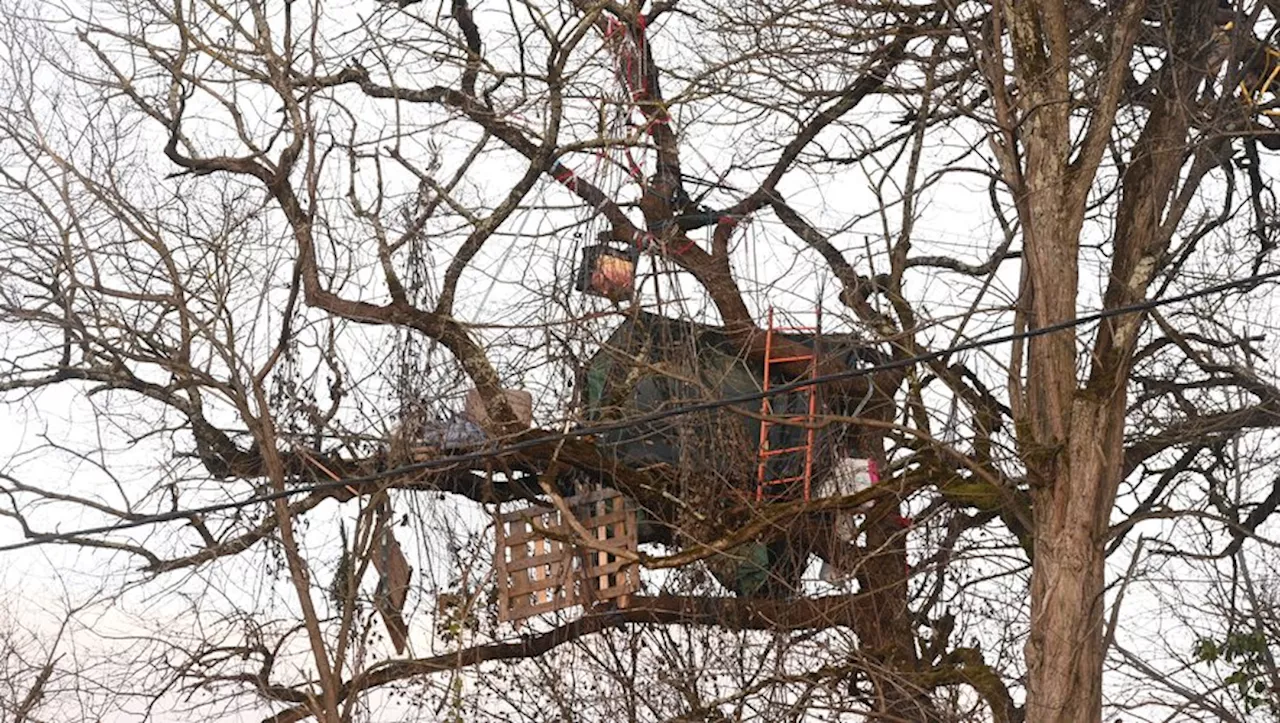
[3,267,1280,553]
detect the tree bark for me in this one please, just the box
[1025,398,1125,723]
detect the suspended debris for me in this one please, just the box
[413,415,487,450]
[818,457,880,583]
[464,388,534,431]
[816,457,880,539]
[708,539,808,598]
[372,521,413,654]
[494,488,639,622]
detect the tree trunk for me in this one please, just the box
[1001,3,1212,717]
[1025,397,1126,722]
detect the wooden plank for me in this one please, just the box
[494,514,510,622]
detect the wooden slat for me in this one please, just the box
[504,551,569,571]
[575,508,632,527]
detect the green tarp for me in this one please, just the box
[583,311,810,485]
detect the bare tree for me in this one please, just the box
[5,1,1280,722]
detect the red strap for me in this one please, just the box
[866,459,912,528]
[551,163,578,191]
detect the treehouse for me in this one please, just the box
[579,310,876,498]
[491,310,888,619]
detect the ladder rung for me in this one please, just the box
[767,355,814,364]
[766,415,814,424]
[760,445,810,457]
[772,326,819,333]
[767,475,807,485]
[759,405,815,418]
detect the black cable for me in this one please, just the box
[3,268,1279,554]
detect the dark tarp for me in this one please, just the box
[582,311,870,487]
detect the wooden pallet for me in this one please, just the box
[494,488,639,622]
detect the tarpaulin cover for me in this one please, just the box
[582,312,868,486]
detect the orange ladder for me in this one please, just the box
[755,307,821,502]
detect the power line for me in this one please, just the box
[3,268,1279,554]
